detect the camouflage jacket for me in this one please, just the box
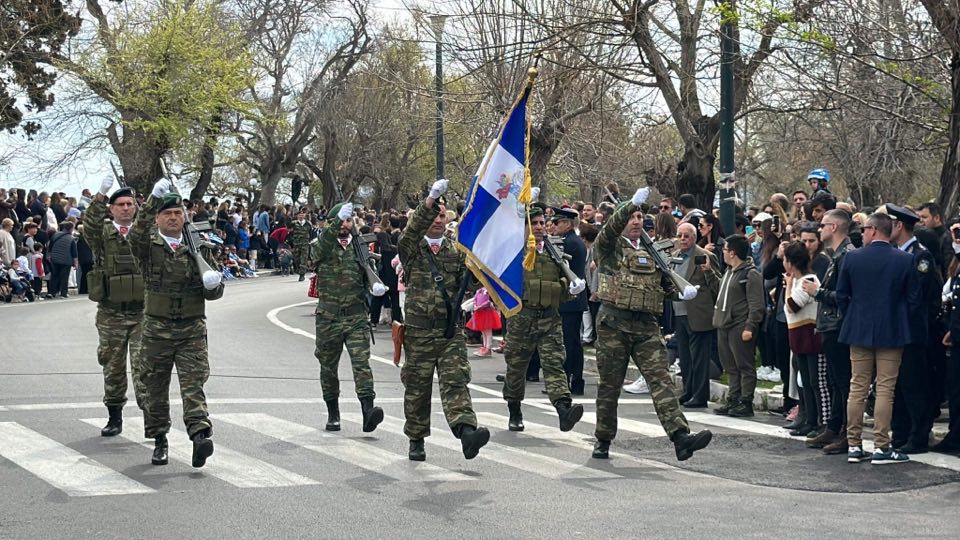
[288,220,312,248]
[81,196,144,311]
[309,215,366,312]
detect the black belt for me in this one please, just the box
[520,306,558,318]
[405,314,453,329]
[317,303,366,316]
[600,304,651,321]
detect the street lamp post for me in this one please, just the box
[718,8,736,237]
[430,15,447,181]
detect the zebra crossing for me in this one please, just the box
[2,405,958,498]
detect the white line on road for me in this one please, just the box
[0,422,154,497]
[573,411,667,439]
[80,418,319,488]
[349,412,619,480]
[216,412,471,482]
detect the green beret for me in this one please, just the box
[158,192,182,211]
[329,203,344,219]
[109,187,134,204]
[528,206,543,218]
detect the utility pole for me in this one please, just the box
[718,4,736,236]
[430,15,447,181]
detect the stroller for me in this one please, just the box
[276,244,294,276]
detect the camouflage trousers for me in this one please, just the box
[314,311,375,401]
[96,307,145,409]
[294,247,310,276]
[503,311,570,403]
[140,316,212,439]
[594,310,689,442]
[401,330,477,440]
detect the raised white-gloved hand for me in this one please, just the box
[531,186,540,202]
[99,175,113,195]
[338,202,354,221]
[371,282,388,297]
[429,178,449,199]
[632,186,651,206]
[569,278,586,295]
[151,179,171,198]
[680,285,698,301]
[202,270,222,290]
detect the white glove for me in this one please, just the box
[531,187,540,202]
[680,285,698,301]
[99,175,113,195]
[151,179,171,198]
[371,282,388,297]
[202,270,222,290]
[569,278,586,295]
[632,186,651,206]
[338,202,354,221]
[429,178,449,199]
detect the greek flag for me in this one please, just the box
[456,85,533,318]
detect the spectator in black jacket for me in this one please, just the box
[47,222,77,298]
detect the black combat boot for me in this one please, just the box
[456,424,490,460]
[100,405,123,437]
[507,401,524,432]
[191,430,214,468]
[298,273,305,282]
[151,434,168,466]
[672,429,713,461]
[325,399,341,432]
[714,396,739,416]
[592,440,610,459]
[360,397,384,433]
[728,400,754,418]
[555,399,584,432]
[408,439,426,461]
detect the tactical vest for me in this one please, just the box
[523,251,563,309]
[90,223,145,309]
[405,239,466,326]
[143,238,206,320]
[597,240,664,314]
[315,243,366,310]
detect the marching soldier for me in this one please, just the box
[81,176,146,436]
[591,187,713,461]
[130,178,224,468]
[397,179,490,462]
[502,205,586,432]
[289,208,312,281]
[310,201,387,433]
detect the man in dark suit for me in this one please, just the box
[672,222,720,408]
[553,208,588,395]
[836,212,920,465]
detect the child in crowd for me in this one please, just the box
[465,287,501,357]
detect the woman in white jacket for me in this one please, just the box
[0,218,16,266]
[783,241,823,438]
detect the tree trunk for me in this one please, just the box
[937,53,960,221]
[676,120,719,211]
[190,112,222,202]
[529,123,563,200]
[320,127,340,208]
[108,117,165,197]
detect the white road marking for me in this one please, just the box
[0,422,154,497]
[80,418,318,488]
[574,411,667,438]
[216,413,470,482]
[347,412,618,480]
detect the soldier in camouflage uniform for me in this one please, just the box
[81,176,146,437]
[503,205,586,432]
[310,201,387,433]
[591,187,713,461]
[398,179,490,462]
[288,208,312,281]
[130,179,224,468]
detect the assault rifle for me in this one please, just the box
[331,185,383,343]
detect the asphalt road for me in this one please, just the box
[1,276,959,539]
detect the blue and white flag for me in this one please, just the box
[456,88,533,317]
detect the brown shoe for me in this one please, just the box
[806,428,836,449]
[822,437,849,455]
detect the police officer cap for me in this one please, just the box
[109,187,135,204]
[550,207,579,222]
[884,203,920,226]
[158,192,182,211]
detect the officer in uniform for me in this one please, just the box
[502,205,586,432]
[553,207,589,395]
[310,201,387,433]
[887,204,942,454]
[81,176,146,436]
[288,208,312,281]
[591,187,712,461]
[131,179,224,468]
[397,179,489,462]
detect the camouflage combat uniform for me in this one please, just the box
[130,194,224,439]
[593,202,689,443]
[310,218,375,402]
[288,219,312,277]
[503,247,572,403]
[397,202,478,440]
[81,196,146,410]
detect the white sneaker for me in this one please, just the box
[757,366,771,380]
[623,377,649,394]
[769,368,781,382]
